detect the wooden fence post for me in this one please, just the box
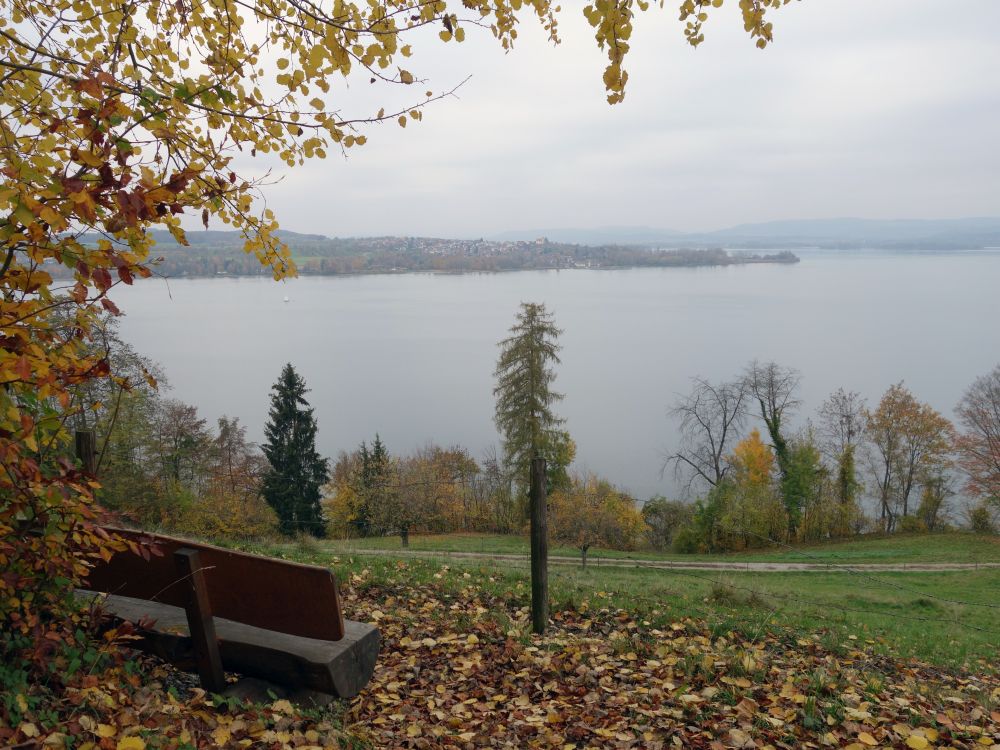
[74,429,97,475]
[529,457,548,635]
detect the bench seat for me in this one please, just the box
[82,528,379,699]
[87,592,379,698]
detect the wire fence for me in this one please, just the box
[296,522,1000,650]
[149,473,1000,651]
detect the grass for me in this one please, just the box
[241,534,1000,671]
[315,530,1000,565]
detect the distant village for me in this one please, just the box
[59,231,799,278]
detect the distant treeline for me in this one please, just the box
[68,231,799,277]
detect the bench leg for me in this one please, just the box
[175,548,227,693]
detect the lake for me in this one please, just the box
[112,249,1000,498]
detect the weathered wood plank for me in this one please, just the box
[174,549,227,693]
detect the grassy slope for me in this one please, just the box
[257,535,1000,670]
[319,531,1000,565]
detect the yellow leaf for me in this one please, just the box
[20,723,40,738]
[906,736,929,749]
[211,727,231,745]
[116,738,145,750]
[96,725,116,738]
[858,733,877,746]
[76,150,104,168]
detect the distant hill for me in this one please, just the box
[493,217,1000,250]
[137,217,1000,250]
[491,226,685,245]
[139,228,332,247]
[693,217,1000,249]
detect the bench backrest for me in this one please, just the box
[84,527,345,641]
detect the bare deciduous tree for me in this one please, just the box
[665,377,747,492]
[817,388,867,458]
[955,364,1000,503]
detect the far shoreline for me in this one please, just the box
[132,253,801,282]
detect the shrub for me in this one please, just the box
[171,491,278,541]
[898,515,929,534]
[970,504,997,535]
[642,497,693,550]
[672,525,703,554]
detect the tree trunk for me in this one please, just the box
[74,429,97,475]
[581,545,589,568]
[529,457,548,635]
[401,527,409,548]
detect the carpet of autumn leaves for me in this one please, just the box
[1,650,355,750]
[3,561,999,750]
[339,564,1000,750]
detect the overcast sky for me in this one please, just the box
[240,1,1000,238]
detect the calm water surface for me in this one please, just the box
[113,250,1000,497]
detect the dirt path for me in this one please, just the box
[329,547,1000,572]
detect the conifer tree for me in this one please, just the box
[262,364,329,536]
[493,303,570,491]
[354,434,392,536]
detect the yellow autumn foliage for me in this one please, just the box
[730,429,775,487]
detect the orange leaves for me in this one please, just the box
[91,267,113,293]
[341,569,1000,748]
[14,354,31,381]
[68,189,99,223]
[73,71,117,99]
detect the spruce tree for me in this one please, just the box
[353,434,390,536]
[262,363,329,536]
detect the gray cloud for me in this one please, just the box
[238,1,1000,238]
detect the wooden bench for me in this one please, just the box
[81,527,379,700]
